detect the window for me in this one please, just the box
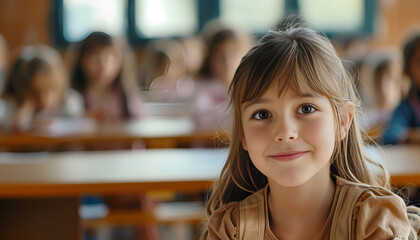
[134,0,198,38]
[53,0,377,46]
[298,0,364,33]
[220,0,285,33]
[61,0,126,42]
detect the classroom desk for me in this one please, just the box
[0,146,418,239]
[0,117,227,151]
[368,144,420,187]
[0,146,418,196]
[0,148,228,240]
[0,148,228,197]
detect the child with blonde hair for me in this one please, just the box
[0,44,84,132]
[201,16,419,240]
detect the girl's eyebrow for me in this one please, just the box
[294,92,322,98]
[243,92,322,111]
[243,98,271,111]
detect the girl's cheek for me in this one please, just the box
[303,119,334,140]
[243,122,266,139]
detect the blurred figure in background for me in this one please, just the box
[144,38,196,102]
[340,37,371,110]
[382,32,420,144]
[180,35,204,80]
[193,20,253,130]
[71,33,155,239]
[0,33,8,94]
[0,44,84,132]
[198,20,252,87]
[71,32,144,121]
[137,40,170,91]
[359,48,402,140]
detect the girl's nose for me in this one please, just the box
[274,118,298,142]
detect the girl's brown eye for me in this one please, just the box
[298,105,316,114]
[253,110,271,120]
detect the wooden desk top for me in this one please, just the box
[368,144,420,187]
[0,145,418,198]
[0,117,227,150]
[0,148,228,198]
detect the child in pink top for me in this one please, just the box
[0,44,84,132]
[71,32,144,121]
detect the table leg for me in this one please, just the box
[0,197,80,240]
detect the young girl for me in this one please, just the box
[71,31,144,121]
[201,18,419,239]
[381,32,420,145]
[0,44,84,132]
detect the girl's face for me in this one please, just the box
[166,44,186,81]
[375,67,401,109]
[209,39,243,86]
[241,81,340,188]
[409,46,420,88]
[81,46,121,87]
[30,70,64,111]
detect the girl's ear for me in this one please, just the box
[339,103,354,140]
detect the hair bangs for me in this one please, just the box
[232,37,337,111]
[232,37,308,109]
[298,38,343,98]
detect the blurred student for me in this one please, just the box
[71,32,144,121]
[341,37,371,110]
[0,44,84,132]
[180,35,204,79]
[193,20,252,129]
[198,20,252,87]
[0,33,8,94]
[359,48,402,137]
[71,33,156,240]
[143,38,196,102]
[381,32,420,144]
[137,40,170,91]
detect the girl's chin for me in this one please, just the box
[270,176,309,188]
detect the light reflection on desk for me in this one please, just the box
[0,148,229,197]
[367,144,420,187]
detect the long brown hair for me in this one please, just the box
[205,18,390,217]
[70,32,140,118]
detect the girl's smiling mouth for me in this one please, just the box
[270,151,308,161]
